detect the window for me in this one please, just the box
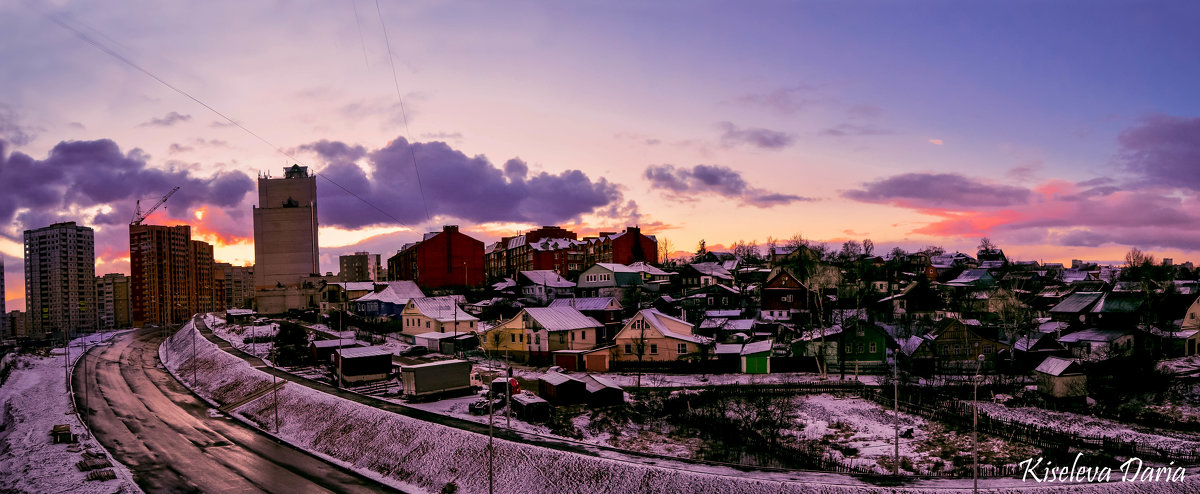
[559,334,566,344]
[940,344,949,356]
[953,345,962,356]
[519,333,524,343]
[649,344,658,354]
[535,335,540,345]
[869,342,877,353]
[1192,313,1197,320]
[470,321,474,328]
[846,344,854,354]
[856,344,864,353]
[678,343,688,354]
[510,334,516,343]
[571,332,576,341]
[426,321,430,328]
[624,344,632,354]
[983,344,993,354]
[581,330,587,340]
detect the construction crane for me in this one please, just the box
[131,186,181,226]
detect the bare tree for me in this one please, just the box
[863,238,875,258]
[657,237,676,265]
[978,237,997,253]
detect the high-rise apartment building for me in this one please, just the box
[190,240,215,315]
[214,262,255,309]
[1,253,6,338]
[339,252,381,282]
[95,273,132,330]
[24,221,97,339]
[129,224,216,326]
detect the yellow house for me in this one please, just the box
[613,309,711,362]
[478,306,601,363]
[400,296,478,341]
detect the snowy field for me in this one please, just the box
[0,332,141,494]
[205,316,279,362]
[976,401,1200,451]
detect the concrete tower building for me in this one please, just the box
[253,165,319,313]
[24,221,97,339]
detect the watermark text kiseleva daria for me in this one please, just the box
[1019,454,1186,483]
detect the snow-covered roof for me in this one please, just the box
[593,263,637,273]
[511,393,548,406]
[1013,333,1050,352]
[336,346,393,359]
[402,359,469,370]
[312,340,357,348]
[519,270,576,288]
[414,331,474,341]
[713,343,743,355]
[639,309,709,345]
[704,310,741,318]
[356,280,425,305]
[581,374,622,393]
[1034,356,1083,376]
[492,278,516,291]
[529,237,579,251]
[689,262,733,280]
[524,307,602,331]
[627,262,673,276]
[1050,292,1104,313]
[740,339,773,356]
[1057,328,1128,344]
[226,308,256,315]
[794,326,845,342]
[549,297,619,311]
[409,296,478,322]
[540,371,584,386]
[900,335,927,356]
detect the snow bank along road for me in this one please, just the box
[75,327,386,492]
[174,318,1200,494]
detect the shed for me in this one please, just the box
[581,374,625,407]
[1034,356,1087,401]
[511,393,551,422]
[224,309,257,325]
[741,339,773,374]
[537,371,587,406]
[310,339,360,363]
[335,347,393,384]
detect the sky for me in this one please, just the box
[3,1,1200,311]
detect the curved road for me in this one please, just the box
[74,327,392,493]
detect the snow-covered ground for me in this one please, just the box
[976,401,1200,451]
[0,332,140,494]
[206,317,278,362]
[603,372,881,388]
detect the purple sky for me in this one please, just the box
[3,1,1200,309]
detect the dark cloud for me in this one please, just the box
[0,104,37,146]
[717,121,795,149]
[298,140,367,164]
[0,139,254,234]
[842,173,1031,208]
[1055,229,1109,248]
[1118,115,1200,191]
[66,122,86,130]
[168,143,193,154]
[139,111,192,127]
[420,131,463,141]
[311,138,622,229]
[643,164,814,208]
[819,124,891,137]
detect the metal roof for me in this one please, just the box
[1057,328,1129,343]
[740,339,773,356]
[402,359,469,369]
[639,309,708,344]
[336,347,393,358]
[524,307,602,331]
[1034,356,1083,376]
[410,296,478,322]
[1049,292,1104,313]
[1090,292,1145,314]
[540,371,584,386]
[312,340,357,348]
[581,374,622,393]
[627,262,673,276]
[549,297,619,312]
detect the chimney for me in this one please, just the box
[444,225,459,233]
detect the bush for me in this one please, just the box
[271,322,310,366]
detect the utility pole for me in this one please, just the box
[893,357,899,475]
[488,388,495,494]
[974,353,984,494]
[193,318,198,386]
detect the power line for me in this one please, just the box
[26,2,410,227]
[375,0,432,224]
[350,0,369,66]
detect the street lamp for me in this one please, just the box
[973,353,984,494]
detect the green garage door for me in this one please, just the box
[744,355,769,374]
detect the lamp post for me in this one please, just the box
[974,353,984,494]
[893,353,899,476]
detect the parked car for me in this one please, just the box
[400,346,429,357]
[468,396,505,415]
